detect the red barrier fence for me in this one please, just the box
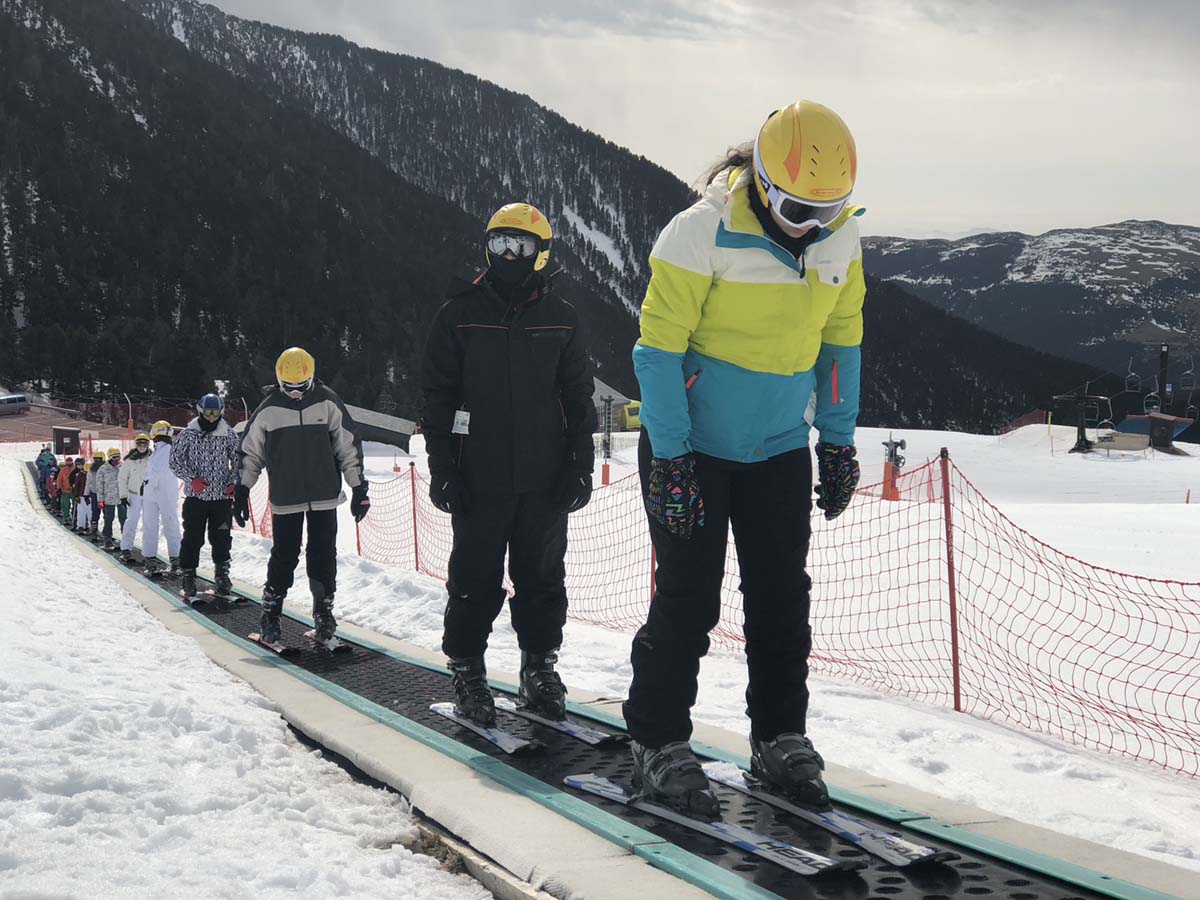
[355,453,1200,777]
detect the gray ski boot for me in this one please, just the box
[214,560,233,597]
[750,733,829,808]
[168,556,181,577]
[447,656,496,726]
[518,648,567,720]
[259,585,285,644]
[143,557,164,578]
[629,740,720,820]
[311,579,337,642]
[180,569,198,599]
[119,548,132,564]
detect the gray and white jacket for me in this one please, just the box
[90,460,120,507]
[238,383,363,515]
[170,417,240,500]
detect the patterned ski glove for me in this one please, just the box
[814,442,860,520]
[645,454,705,540]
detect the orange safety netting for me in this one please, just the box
[350,455,1200,777]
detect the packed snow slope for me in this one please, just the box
[0,455,491,900]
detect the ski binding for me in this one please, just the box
[247,632,300,656]
[304,629,351,654]
[430,702,543,755]
[494,696,628,746]
[564,774,862,876]
[703,763,958,867]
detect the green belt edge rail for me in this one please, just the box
[40,484,1179,900]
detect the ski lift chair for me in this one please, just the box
[1144,389,1161,414]
[1181,356,1196,394]
[1082,400,1101,427]
[1125,358,1142,394]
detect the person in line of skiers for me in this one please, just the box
[56,457,78,525]
[234,347,368,646]
[623,100,865,816]
[84,449,106,537]
[118,433,153,564]
[140,420,182,577]
[45,462,60,506]
[421,202,596,726]
[171,393,239,599]
[35,446,55,500]
[89,447,123,549]
[72,455,92,532]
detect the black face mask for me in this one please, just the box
[198,414,221,432]
[488,254,537,288]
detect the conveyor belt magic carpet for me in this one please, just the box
[28,467,1165,900]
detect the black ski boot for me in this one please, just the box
[259,585,285,644]
[518,648,567,720]
[119,549,132,564]
[143,557,163,578]
[180,569,198,599]
[750,733,830,809]
[447,656,496,726]
[214,560,232,597]
[311,579,337,641]
[629,740,720,820]
[168,556,181,577]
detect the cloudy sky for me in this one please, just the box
[208,0,1198,238]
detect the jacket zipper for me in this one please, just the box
[297,402,312,512]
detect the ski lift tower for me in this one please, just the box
[882,433,906,501]
[1053,389,1111,454]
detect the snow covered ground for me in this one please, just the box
[5,425,1200,881]
[0,456,490,900]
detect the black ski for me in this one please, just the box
[704,763,958,868]
[564,774,863,877]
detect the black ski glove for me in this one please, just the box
[557,472,593,514]
[645,453,705,540]
[119,499,128,510]
[232,484,251,527]
[429,472,469,516]
[350,484,370,522]
[814,442,860,520]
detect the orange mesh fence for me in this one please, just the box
[329,454,1200,776]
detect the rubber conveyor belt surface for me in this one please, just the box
[32,481,1116,900]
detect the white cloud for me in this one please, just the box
[205,0,1200,236]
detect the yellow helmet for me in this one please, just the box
[276,347,316,396]
[149,420,173,439]
[93,449,105,459]
[485,203,553,272]
[107,447,121,459]
[753,100,857,228]
[135,432,151,443]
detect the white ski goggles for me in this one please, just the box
[486,230,539,259]
[279,377,313,399]
[753,142,849,229]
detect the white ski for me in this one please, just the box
[494,696,629,746]
[564,773,861,877]
[703,763,957,868]
[304,629,352,654]
[430,702,543,755]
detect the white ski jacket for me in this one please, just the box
[142,441,178,501]
[119,451,151,500]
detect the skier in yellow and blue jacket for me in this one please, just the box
[624,100,865,816]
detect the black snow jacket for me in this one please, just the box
[422,273,596,494]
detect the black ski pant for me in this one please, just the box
[442,490,568,659]
[623,431,814,748]
[101,504,116,540]
[266,508,338,598]
[180,497,234,570]
[89,495,100,532]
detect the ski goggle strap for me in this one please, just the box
[753,141,849,229]
[486,231,539,259]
